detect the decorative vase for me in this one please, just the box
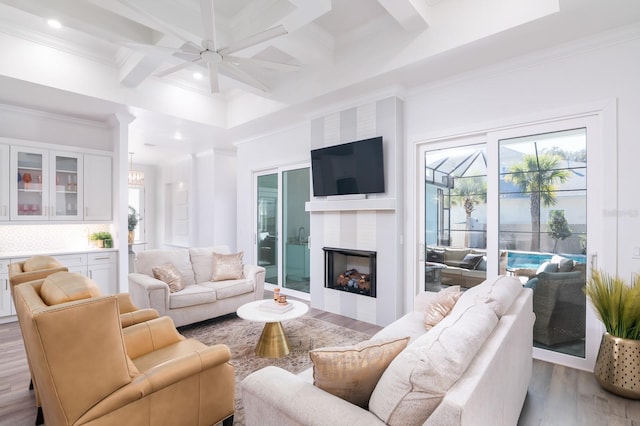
[128,230,135,244]
[594,332,640,399]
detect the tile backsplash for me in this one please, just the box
[0,224,113,255]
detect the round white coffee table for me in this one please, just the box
[237,299,309,358]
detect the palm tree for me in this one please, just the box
[504,152,570,251]
[450,175,487,247]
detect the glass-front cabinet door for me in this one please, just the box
[11,147,49,221]
[51,151,83,220]
[10,147,82,221]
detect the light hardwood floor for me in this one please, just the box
[1,310,639,426]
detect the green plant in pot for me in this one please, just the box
[585,269,640,399]
[90,231,113,249]
[128,206,141,244]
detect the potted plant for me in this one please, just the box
[585,269,640,399]
[128,206,141,244]
[90,231,113,248]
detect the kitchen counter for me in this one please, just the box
[0,247,118,260]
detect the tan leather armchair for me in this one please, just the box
[12,271,158,424]
[14,279,235,426]
[8,255,68,298]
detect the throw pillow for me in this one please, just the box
[212,252,244,281]
[23,255,62,272]
[458,253,484,270]
[476,256,487,271]
[41,272,102,305]
[424,285,462,330]
[536,261,558,274]
[310,337,410,408]
[426,248,444,263]
[152,262,185,293]
[369,304,498,425]
[558,258,574,272]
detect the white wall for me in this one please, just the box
[405,25,640,282]
[233,25,640,330]
[157,149,238,250]
[192,150,238,249]
[0,104,111,150]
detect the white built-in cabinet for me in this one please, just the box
[83,154,112,221]
[52,252,117,295]
[0,250,118,322]
[0,145,9,221]
[2,142,112,223]
[0,259,14,319]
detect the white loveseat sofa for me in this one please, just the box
[242,276,534,426]
[129,246,265,327]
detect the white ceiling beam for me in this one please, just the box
[228,0,333,67]
[9,0,163,45]
[376,0,431,32]
[280,0,332,33]
[118,50,164,88]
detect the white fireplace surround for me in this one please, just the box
[307,96,404,327]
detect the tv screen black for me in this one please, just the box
[311,136,385,197]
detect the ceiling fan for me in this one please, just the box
[122,0,299,93]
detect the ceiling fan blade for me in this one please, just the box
[224,55,300,72]
[200,0,217,50]
[156,59,202,77]
[182,41,203,54]
[175,51,201,62]
[218,25,288,56]
[208,63,219,93]
[219,62,269,92]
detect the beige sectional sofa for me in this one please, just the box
[426,246,488,288]
[242,276,534,426]
[128,246,265,327]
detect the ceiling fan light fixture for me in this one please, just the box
[47,19,62,29]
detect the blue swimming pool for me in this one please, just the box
[507,251,586,270]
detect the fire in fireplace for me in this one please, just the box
[323,247,377,297]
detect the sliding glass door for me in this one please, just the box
[257,173,278,284]
[419,113,607,370]
[255,166,310,296]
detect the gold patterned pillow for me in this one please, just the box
[424,285,463,330]
[152,262,185,293]
[212,252,244,281]
[310,337,410,408]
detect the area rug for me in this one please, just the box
[179,313,373,425]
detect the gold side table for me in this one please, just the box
[236,299,309,358]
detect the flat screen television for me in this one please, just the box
[311,136,385,197]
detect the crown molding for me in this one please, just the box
[0,102,109,129]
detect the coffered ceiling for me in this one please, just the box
[0,0,639,163]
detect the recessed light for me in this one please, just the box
[174,131,183,140]
[193,72,203,80]
[47,19,62,29]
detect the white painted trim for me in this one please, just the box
[409,98,617,372]
[0,136,113,156]
[0,103,110,129]
[306,198,396,212]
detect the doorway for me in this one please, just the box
[255,166,311,297]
